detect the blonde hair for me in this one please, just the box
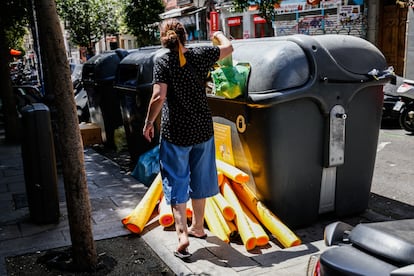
[159,19,187,50]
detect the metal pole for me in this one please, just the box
[30,0,45,95]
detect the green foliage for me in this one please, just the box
[123,0,164,46]
[56,0,121,47]
[233,0,281,21]
[0,0,29,51]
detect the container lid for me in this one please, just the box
[230,39,310,93]
[82,50,130,82]
[314,35,386,76]
[117,47,166,86]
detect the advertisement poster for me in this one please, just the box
[273,0,366,37]
[275,0,342,13]
[275,0,363,14]
[339,5,361,24]
[213,122,235,166]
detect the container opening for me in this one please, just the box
[116,64,140,88]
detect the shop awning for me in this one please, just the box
[160,6,194,19]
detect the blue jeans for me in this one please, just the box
[159,136,219,205]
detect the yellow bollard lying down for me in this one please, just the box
[231,181,301,248]
[204,196,230,243]
[221,177,256,251]
[122,173,163,234]
[158,194,174,227]
[216,159,249,183]
[217,171,224,186]
[212,193,235,221]
[239,200,269,246]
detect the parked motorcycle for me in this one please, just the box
[382,75,402,123]
[393,79,414,133]
[307,219,414,276]
[12,63,90,123]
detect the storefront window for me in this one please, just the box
[253,15,274,38]
[180,14,198,41]
[228,16,243,39]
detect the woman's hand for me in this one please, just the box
[143,120,154,142]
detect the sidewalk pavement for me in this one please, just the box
[3,139,390,275]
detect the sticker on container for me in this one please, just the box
[213,122,235,166]
[236,115,246,133]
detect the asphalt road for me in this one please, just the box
[373,123,414,208]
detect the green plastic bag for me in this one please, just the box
[211,63,250,99]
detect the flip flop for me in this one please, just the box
[188,233,208,239]
[174,249,192,259]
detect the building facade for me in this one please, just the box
[162,0,411,77]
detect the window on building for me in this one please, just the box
[253,15,274,38]
[228,16,243,39]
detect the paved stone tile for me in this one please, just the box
[91,208,122,224]
[1,175,25,190]
[206,239,259,272]
[0,195,14,216]
[0,229,69,257]
[0,207,29,225]
[110,193,145,209]
[19,220,66,237]
[92,220,131,240]
[0,224,21,241]
[251,240,325,267]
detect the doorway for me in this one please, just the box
[378,1,407,76]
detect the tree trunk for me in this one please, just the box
[33,0,98,270]
[0,27,20,143]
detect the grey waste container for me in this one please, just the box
[82,49,129,147]
[207,35,390,228]
[114,47,166,164]
[21,103,59,224]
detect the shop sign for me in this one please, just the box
[210,11,219,32]
[228,17,241,27]
[253,15,266,24]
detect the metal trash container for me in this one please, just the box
[114,47,166,164]
[82,49,129,147]
[207,35,389,228]
[20,103,59,224]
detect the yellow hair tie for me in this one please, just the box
[178,43,186,67]
[166,30,176,37]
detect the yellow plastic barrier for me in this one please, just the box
[217,171,224,186]
[208,197,232,238]
[204,197,230,243]
[216,159,249,183]
[186,199,193,218]
[221,177,256,251]
[122,173,163,234]
[240,201,269,246]
[225,219,238,239]
[212,193,235,221]
[158,194,174,227]
[231,181,301,248]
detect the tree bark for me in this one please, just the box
[33,0,98,270]
[0,27,20,143]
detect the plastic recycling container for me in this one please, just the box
[82,49,129,147]
[207,35,389,228]
[21,103,60,224]
[114,47,166,164]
